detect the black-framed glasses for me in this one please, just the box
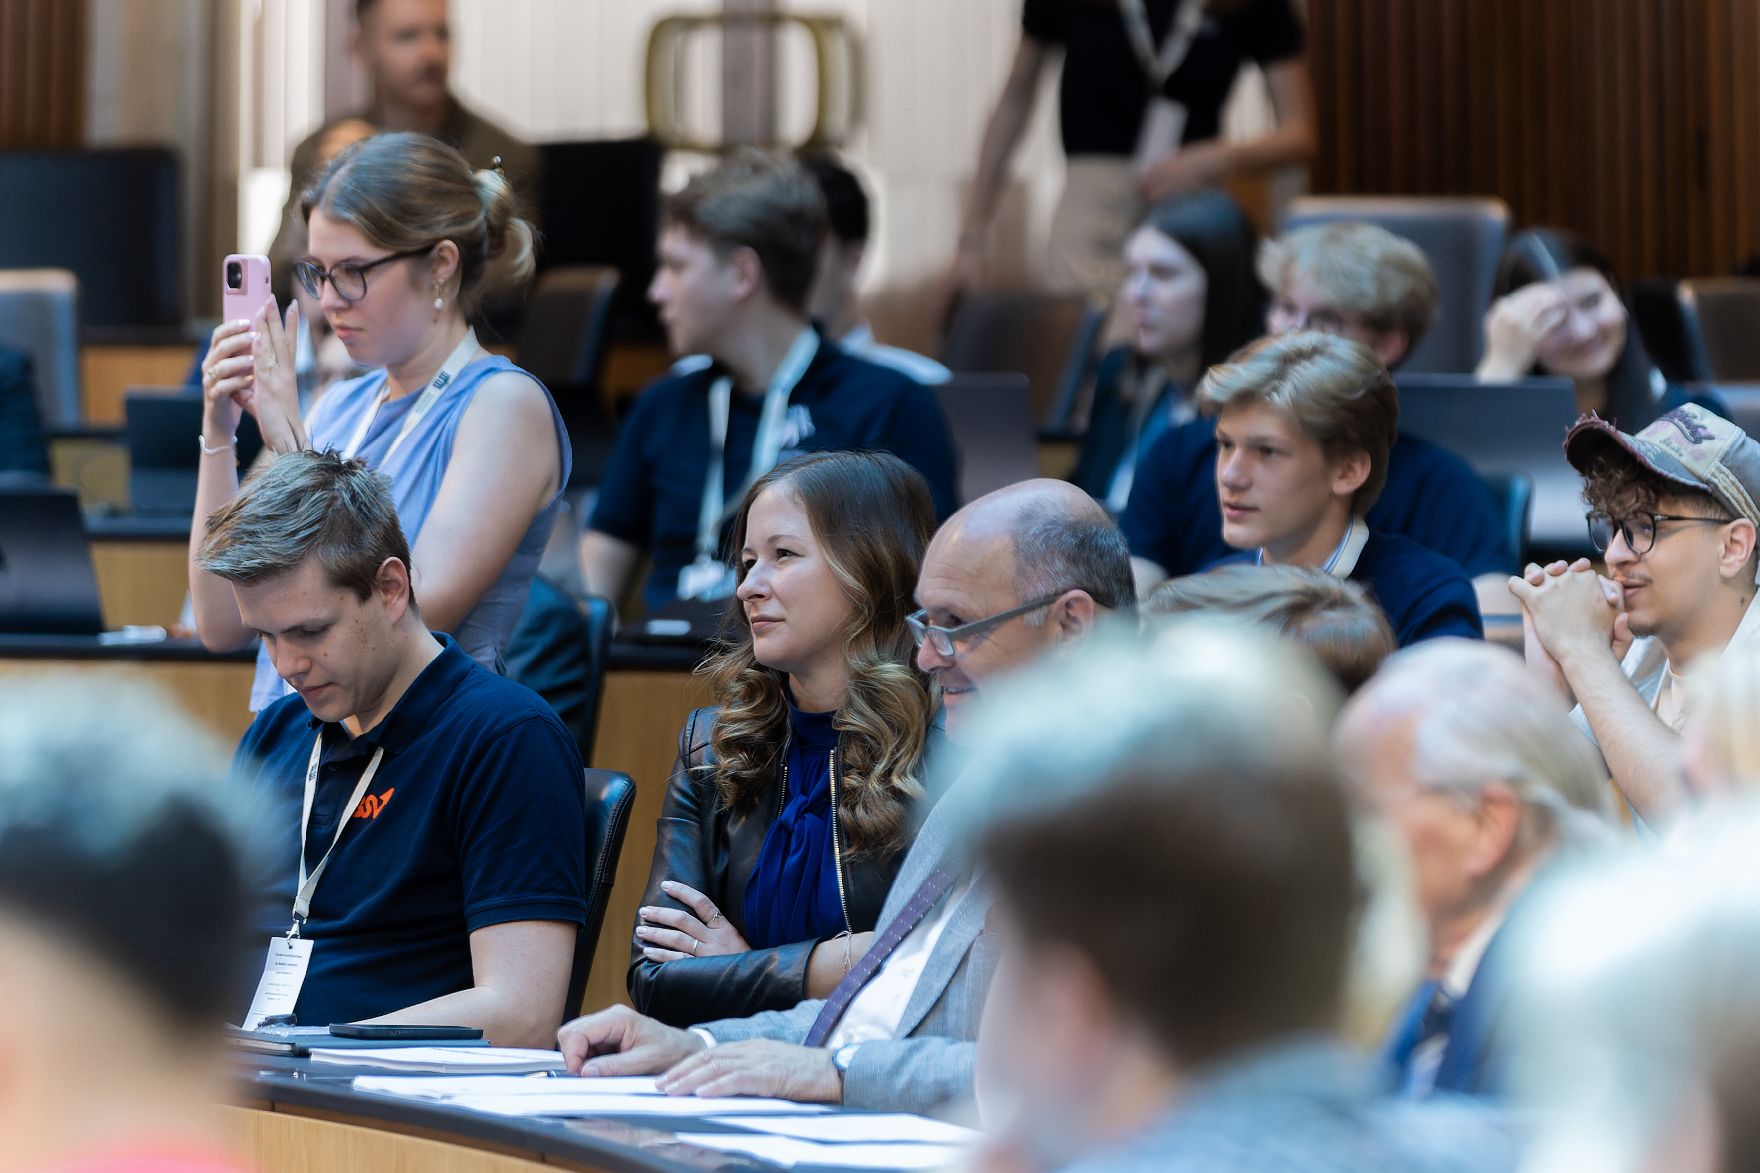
[293,246,431,304]
[905,591,1072,658]
[1586,510,1734,556]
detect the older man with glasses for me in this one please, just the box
[1512,404,1760,826]
[557,480,1134,1114]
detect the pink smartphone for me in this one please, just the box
[222,254,275,326]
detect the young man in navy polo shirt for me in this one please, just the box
[1182,332,1482,647]
[581,149,959,613]
[1122,221,1509,598]
[202,451,586,1047]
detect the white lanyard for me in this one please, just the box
[693,329,820,563]
[1257,517,1369,576]
[291,730,385,935]
[1118,0,1205,87]
[339,328,483,462]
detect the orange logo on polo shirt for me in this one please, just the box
[353,788,395,820]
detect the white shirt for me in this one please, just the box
[826,877,977,1049]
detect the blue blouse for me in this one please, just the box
[743,700,845,949]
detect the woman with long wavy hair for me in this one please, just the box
[626,450,939,1027]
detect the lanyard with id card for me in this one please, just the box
[677,329,820,601]
[1119,0,1205,173]
[337,328,484,462]
[241,732,385,1029]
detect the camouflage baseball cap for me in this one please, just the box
[1564,404,1760,528]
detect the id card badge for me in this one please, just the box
[1133,97,1188,174]
[677,556,736,602]
[242,936,313,1029]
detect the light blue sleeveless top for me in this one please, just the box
[249,354,573,710]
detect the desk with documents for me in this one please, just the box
[232,1053,966,1172]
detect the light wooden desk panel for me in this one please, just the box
[583,667,711,1015]
[92,538,189,628]
[82,345,195,423]
[0,657,255,743]
[227,1106,565,1173]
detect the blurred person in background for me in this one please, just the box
[1506,805,1760,1173]
[968,626,1513,1172]
[1337,639,1611,1099]
[268,0,539,307]
[1144,562,1394,692]
[1068,189,1262,511]
[0,679,253,1173]
[1477,228,1723,428]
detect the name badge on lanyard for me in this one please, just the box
[241,730,385,1028]
[678,329,820,602]
[1119,0,1204,173]
[338,328,484,463]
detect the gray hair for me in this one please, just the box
[946,621,1341,844]
[1011,503,1137,622]
[199,450,415,604]
[1352,640,1612,852]
[0,677,257,1026]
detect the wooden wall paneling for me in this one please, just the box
[0,0,83,147]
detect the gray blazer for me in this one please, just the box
[698,786,997,1114]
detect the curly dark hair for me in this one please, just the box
[1579,451,1723,520]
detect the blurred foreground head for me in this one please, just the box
[0,679,250,1171]
[1511,803,1760,1173]
[960,624,1356,1166]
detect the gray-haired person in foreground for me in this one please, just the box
[962,626,1515,1172]
[0,679,255,1173]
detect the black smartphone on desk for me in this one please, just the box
[328,1023,484,1041]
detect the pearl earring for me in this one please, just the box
[433,295,444,312]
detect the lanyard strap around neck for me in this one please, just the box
[292,731,385,934]
[1118,0,1205,88]
[339,328,483,463]
[694,329,821,562]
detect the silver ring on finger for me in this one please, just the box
[706,912,722,929]
[690,938,698,956]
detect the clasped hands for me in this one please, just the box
[1507,558,1634,687]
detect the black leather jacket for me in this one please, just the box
[627,706,911,1027]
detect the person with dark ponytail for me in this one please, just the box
[190,132,571,712]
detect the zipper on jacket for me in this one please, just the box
[828,747,854,936]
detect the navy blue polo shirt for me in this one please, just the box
[1119,418,1511,579]
[590,334,961,611]
[232,636,587,1027]
[1216,530,1483,647]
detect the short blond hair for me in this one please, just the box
[1259,222,1439,354]
[1197,331,1399,514]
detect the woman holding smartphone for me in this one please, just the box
[627,450,939,1028]
[188,132,569,710]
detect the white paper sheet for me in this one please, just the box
[354,1075,661,1099]
[456,1092,831,1117]
[675,1132,966,1169]
[710,1113,979,1145]
[309,1046,563,1073]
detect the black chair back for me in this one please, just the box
[1679,279,1760,382]
[939,291,1102,432]
[1629,277,1705,384]
[570,768,638,1016]
[505,581,616,765]
[935,373,1038,502]
[536,138,664,340]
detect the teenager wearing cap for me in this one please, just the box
[1512,404,1760,824]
